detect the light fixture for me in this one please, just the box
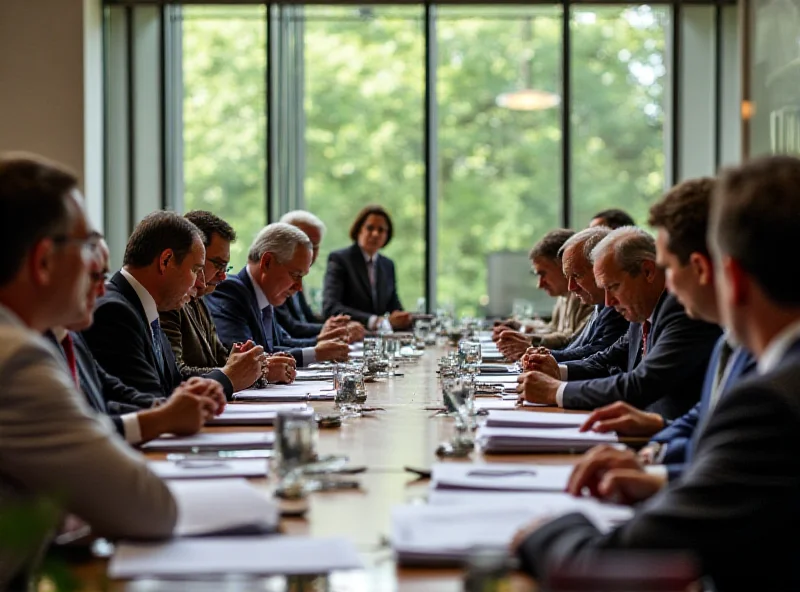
[496,16,560,112]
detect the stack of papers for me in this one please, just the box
[168,478,278,536]
[206,403,309,426]
[476,426,617,453]
[430,462,573,492]
[233,382,333,402]
[391,496,632,566]
[474,398,547,411]
[478,363,517,374]
[149,458,267,480]
[109,536,364,579]
[295,368,334,381]
[141,432,275,452]
[484,410,591,429]
[479,344,505,362]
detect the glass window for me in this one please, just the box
[570,6,669,228]
[437,6,563,317]
[182,5,267,269]
[300,5,425,313]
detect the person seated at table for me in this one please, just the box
[322,204,412,331]
[560,177,755,490]
[512,155,800,592]
[523,226,629,363]
[589,208,635,229]
[495,229,594,358]
[0,153,177,589]
[159,211,295,392]
[517,225,720,420]
[49,235,225,445]
[82,211,239,399]
[207,222,349,366]
[278,210,365,343]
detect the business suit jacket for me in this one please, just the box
[516,340,800,592]
[0,304,176,589]
[322,243,403,325]
[651,337,756,480]
[560,292,721,420]
[275,293,323,339]
[295,290,323,324]
[82,271,232,399]
[551,305,629,363]
[537,294,594,349]
[206,267,307,366]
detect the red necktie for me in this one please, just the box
[61,334,79,387]
[641,320,651,357]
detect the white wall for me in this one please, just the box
[0,0,104,228]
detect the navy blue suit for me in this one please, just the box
[651,336,757,480]
[275,293,323,339]
[516,339,800,592]
[551,305,629,363]
[561,292,721,420]
[205,267,307,366]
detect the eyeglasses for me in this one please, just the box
[208,258,233,274]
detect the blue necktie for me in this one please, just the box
[150,318,165,374]
[261,306,275,351]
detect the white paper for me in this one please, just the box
[141,432,275,452]
[149,459,268,480]
[207,403,309,425]
[391,497,632,565]
[431,462,573,492]
[109,536,364,579]
[479,363,517,374]
[476,425,616,453]
[485,410,591,429]
[474,399,547,411]
[233,381,334,402]
[475,374,519,384]
[168,479,278,537]
[295,368,334,381]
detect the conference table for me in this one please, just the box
[69,344,612,591]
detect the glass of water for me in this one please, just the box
[274,408,318,479]
[384,337,400,377]
[458,340,482,376]
[335,367,366,417]
[439,375,476,456]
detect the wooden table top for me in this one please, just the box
[68,346,600,592]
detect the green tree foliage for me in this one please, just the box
[182,5,666,317]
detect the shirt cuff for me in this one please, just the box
[368,315,378,330]
[555,381,567,407]
[302,347,316,365]
[122,413,143,445]
[654,442,669,464]
[558,364,568,380]
[645,464,669,479]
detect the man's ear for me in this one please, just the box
[689,252,713,287]
[260,252,273,270]
[641,259,657,282]
[29,238,56,287]
[158,249,173,274]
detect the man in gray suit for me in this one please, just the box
[512,155,800,591]
[0,154,177,589]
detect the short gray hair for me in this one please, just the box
[590,226,656,276]
[248,222,312,264]
[558,226,612,262]
[279,210,327,239]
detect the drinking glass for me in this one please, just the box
[274,409,318,478]
[458,340,482,376]
[335,367,366,417]
[384,338,400,377]
[363,336,382,358]
[439,375,476,456]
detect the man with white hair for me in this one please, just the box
[518,226,720,419]
[206,222,349,366]
[276,210,365,343]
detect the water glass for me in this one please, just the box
[274,409,318,478]
[363,336,382,358]
[458,340,482,375]
[335,369,366,416]
[442,375,476,448]
[384,338,400,377]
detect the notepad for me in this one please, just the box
[233,382,334,402]
[206,403,309,426]
[295,368,334,381]
[474,398,547,411]
[109,536,364,579]
[430,462,573,492]
[476,426,616,453]
[391,496,632,566]
[168,478,278,537]
[149,459,267,480]
[475,374,519,384]
[485,410,592,429]
[141,432,275,452]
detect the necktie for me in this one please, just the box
[61,334,79,387]
[150,318,165,374]
[367,258,378,305]
[641,320,651,357]
[261,306,275,351]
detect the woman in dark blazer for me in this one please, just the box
[322,205,412,330]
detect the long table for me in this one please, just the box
[69,346,597,591]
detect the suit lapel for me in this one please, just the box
[238,267,269,348]
[628,322,642,371]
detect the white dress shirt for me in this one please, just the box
[758,318,800,374]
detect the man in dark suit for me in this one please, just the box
[277,210,364,342]
[207,222,349,366]
[82,211,236,399]
[513,156,800,591]
[159,211,293,391]
[518,226,720,420]
[526,226,629,363]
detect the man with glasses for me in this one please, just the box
[207,222,350,366]
[82,211,238,399]
[160,211,296,392]
[0,153,176,589]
